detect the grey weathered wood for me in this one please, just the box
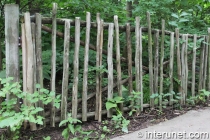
[135,17,140,111]
[98,19,104,122]
[191,34,197,97]
[82,12,91,121]
[126,23,133,104]
[169,32,175,105]
[203,36,208,89]
[139,27,143,112]
[72,17,80,121]
[107,23,114,118]
[24,12,37,130]
[184,35,188,99]
[198,36,205,91]
[147,12,154,108]
[61,20,70,122]
[154,30,159,94]
[95,13,100,120]
[208,29,210,99]
[159,20,165,111]
[114,15,123,112]
[35,13,45,125]
[175,29,182,94]
[50,3,57,127]
[5,4,20,101]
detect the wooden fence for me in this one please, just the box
[4,3,210,130]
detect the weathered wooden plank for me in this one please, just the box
[175,28,182,94]
[24,12,37,130]
[135,17,140,111]
[5,4,20,101]
[35,13,45,125]
[184,35,188,99]
[107,23,114,118]
[198,36,205,91]
[61,20,70,122]
[169,32,175,105]
[98,19,104,122]
[147,12,154,108]
[208,29,210,99]
[203,36,208,89]
[114,15,123,112]
[95,13,100,120]
[154,30,159,94]
[139,27,143,112]
[159,20,165,111]
[191,34,197,97]
[72,17,80,121]
[126,23,133,104]
[82,12,91,121]
[50,3,57,127]
[181,35,187,104]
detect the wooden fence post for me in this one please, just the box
[5,4,20,101]
[191,34,197,97]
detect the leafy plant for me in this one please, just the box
[106,96,130,133]
[59,113,92,140]
[0,77,61,140]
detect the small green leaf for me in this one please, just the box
[106,102,117,110]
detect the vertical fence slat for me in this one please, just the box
[35,13,45,124]
[98,20,104,122]
[154,30,159,94]
[185,35,188,99]
[95,13,100,120]
[24,12,37,130]
[198,36,205,91]
[181,35,186,105]
[82,12,91,121]
[107,23,114,118]
[191,34,197,97]
[139,27,143,112]
[114,15,123,112]
[50,3,57,127]
[203,36,208,89]
[208,29,210,100]
[5,4,20,108]
[126,23,132,99]
[169,32,175,105]
[61,20,70,122]
[147,12,154,108]
[135,17,140,111]
[175,29,182,94]
[72,17,80,120]
[159,20,165,111]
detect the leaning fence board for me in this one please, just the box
[126,23,133,99]
[208,29,210,95]
[154,30,159,94]
[35,13,45,123]
[82,12,91,121]
[95,13,100,120]
[159,20,165,111]
[191,34,197,97]
[98,20,104,122]
[61,20,70,122]
[114,15,123,112]
[175,29,182,94]
[198,37,205,91]
[169,32,174,105]
[24,12,37,130]
[72,17,80,121]
[203,36,208,89]
[147,12,154,108]
[139,27,143,112]
[50,3,57,127]
[107,23,114,118]
[135,17,140,111]
[5,4,20,106]
[181,35,186,105]
[184,35,188,99]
